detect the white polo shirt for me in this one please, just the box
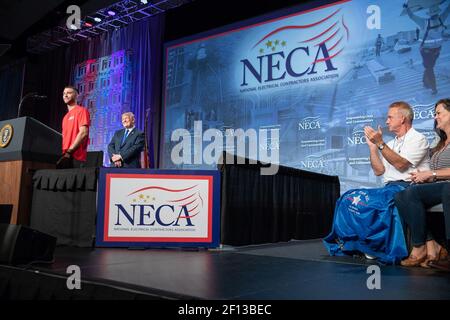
[382,127,430,183]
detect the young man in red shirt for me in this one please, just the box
[57,86,90,168]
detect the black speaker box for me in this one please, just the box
[0,224,56,265]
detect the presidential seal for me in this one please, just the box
[0,124,13,148]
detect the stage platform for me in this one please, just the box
[1,239,450,300]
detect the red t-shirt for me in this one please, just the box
[62,105,90,161]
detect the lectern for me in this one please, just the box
[0,117,61,225]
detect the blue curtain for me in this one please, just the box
[23,14,165,167]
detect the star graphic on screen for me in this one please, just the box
[266,40,272,48]
[259,48,264,54]
[352,195,361,206]
[281,40,287,47]
[275,40,279,45]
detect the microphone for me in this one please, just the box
[17,92,47,117]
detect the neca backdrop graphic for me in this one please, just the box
[162,0,450,192]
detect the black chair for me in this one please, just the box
[427,204,446,244]
[406,204,445,252]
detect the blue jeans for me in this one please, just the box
[386,180,410,189]
[394,182,450,247]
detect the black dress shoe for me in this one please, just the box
[429,258,450,272]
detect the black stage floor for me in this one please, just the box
[2,239,450,300]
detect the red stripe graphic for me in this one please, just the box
[253,8,341,48]
[301,21,338,43]
[127,185,197,196]
[328,36,343,52]
[198,192,204,207]
[313,47,344,64]
[177,211,200,219]
[188,204,199,213]
[168,192,196,203]
[316,28,340,46]
[342,16,349,40]
[180,198,197,207]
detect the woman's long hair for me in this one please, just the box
[433,99,450,153]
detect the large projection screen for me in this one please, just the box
[161,0,450,192]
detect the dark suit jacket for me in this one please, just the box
[107,128,145,168]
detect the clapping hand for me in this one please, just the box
[364,125,383,147]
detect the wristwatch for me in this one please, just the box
[432,171,437,182]
[377,142,386,151]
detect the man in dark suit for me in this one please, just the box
[108,112,145,168]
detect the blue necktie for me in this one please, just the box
[121,129,129,145]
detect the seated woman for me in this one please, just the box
[395,99,450,269]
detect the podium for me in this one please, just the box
[0,117,61,225]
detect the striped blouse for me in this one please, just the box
[431,143,450,170]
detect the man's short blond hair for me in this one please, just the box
[388,101,414,123]
[122,112,135,120]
